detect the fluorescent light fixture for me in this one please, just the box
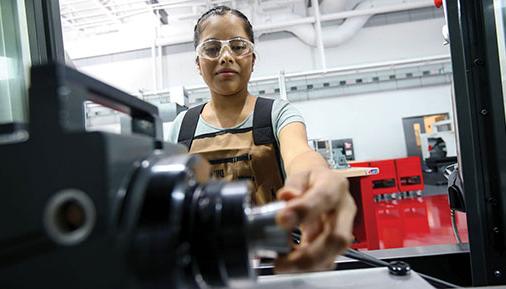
[0,56,15,80]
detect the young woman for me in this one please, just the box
[168,5,356,272]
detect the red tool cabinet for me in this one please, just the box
[394,157,424,192]
[348,157,425,250]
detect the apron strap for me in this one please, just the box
[177,103,205,149]
[253,97,285,180]
[179,97,285,181]
[253,97,276,145]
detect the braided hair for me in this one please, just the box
[193,5,254,48]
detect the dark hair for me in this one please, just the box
[193,5,254,48]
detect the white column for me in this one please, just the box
[312,0,327,70]
[278,70,288,100]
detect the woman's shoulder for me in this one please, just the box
[266,97,305,138]
[271,98,301,118]
[272,98,291,107]
[172,109,188,127]
[166,109,191,143]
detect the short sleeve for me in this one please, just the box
[271,99,305,141]
[166,110,187,143]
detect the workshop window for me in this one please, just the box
[0,0,31,124]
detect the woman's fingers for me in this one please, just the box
[275,194,357,273]
[282,171,349,228]
[333,193,357,250]
[273,169,356,273]
[301,218,324,243]
[274,215,341,273]
[276,171,309,229]
[276,171,309,200]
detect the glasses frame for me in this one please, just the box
[196,37,255,60]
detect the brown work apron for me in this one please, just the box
[178,97,284,205]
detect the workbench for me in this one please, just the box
[335,166,379,178]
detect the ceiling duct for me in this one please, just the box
[318,0,348,13]
[293,1,373,47]
[65,0,434,59]
[258,0,389,48]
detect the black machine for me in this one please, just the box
[0,63,290,289]
[0,62,468,289]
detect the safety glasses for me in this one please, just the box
[196,37,254,60]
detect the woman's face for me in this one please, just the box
[196,14,255,96]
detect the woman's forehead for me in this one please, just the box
[199,14,249,41]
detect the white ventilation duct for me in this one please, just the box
[290,1,373,47]
[256,0,417,48]
[67,0,433,59]
[319,0,349,14]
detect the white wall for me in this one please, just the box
[254,18,449,76]
[293,84,453,161]
[73,16,454,161]
[75,17,449,92]
[78,56,155,93]
[324,17,449,67]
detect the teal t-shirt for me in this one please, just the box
[167,99,305,144]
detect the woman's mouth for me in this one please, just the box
[218,72,237,78]
[216,69,238,76]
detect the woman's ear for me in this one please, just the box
[252,53,256,72]
[195,57,202,75]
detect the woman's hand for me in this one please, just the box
[274,168,357,273]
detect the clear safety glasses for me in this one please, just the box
[196,37,254,60]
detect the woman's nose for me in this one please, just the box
[219,47,235,64]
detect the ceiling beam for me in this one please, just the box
[148,0,169,24]
[94,0,123,26]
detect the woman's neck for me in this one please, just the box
[206,87,255,128]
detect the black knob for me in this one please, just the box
[388,261,411,276]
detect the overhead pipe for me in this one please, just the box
[254,0,433,34]
[257,0,432,48]
[312,0,327,69]
[70,0,434,59]
[322,1,374,47]
[141,0,365,48]
[319,0,349,13]
[285,1,373,47]
[151,11,158,91]
[319,1,432,21]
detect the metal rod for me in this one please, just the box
[312,0,327,70]
[157,27,163,90]
[151,12,158,90]
[278,70,288,100]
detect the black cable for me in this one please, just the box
[450,209,463,244]
[291,231,458,288]
[344,248,458,289]
[343,248,388,267]
[417,272,460,289]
